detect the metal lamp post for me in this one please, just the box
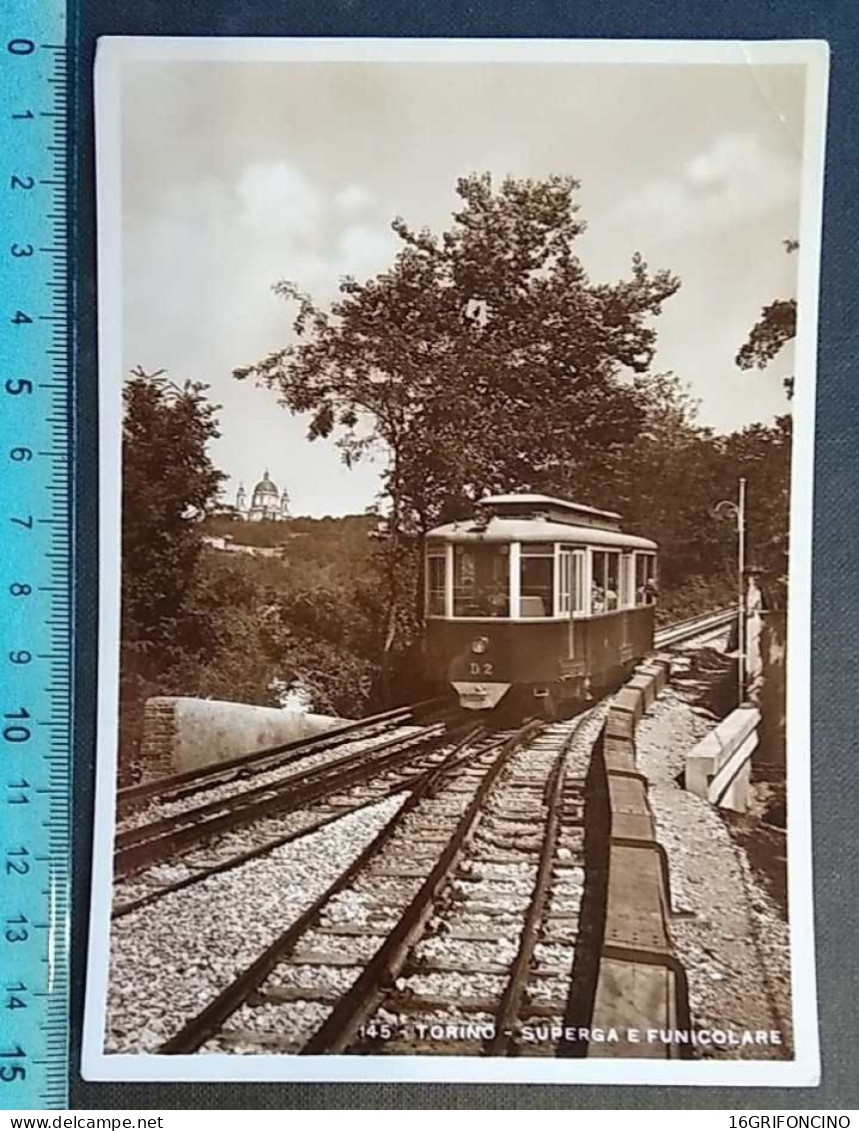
[715,477,747,706]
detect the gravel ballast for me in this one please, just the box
[635,680,793,1060]
[105,793,406,1053]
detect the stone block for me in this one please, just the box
[628,672,656,711]
[140,696,347,779]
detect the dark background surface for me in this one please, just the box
[70,0,859,1110]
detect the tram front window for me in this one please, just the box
[520,543,554,617]
[453,544,510,617]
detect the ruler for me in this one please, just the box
[0,0,70,1112]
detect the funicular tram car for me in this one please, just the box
[423,494,658,715]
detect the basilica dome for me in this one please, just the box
[251,470,279,509]
[235,469,289,522]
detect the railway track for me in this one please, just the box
[113,718,459,883]
[654,607,735,649]
[113,723,478,918]
[159,708,608,1057]
[118,698,447,817]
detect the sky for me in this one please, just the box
[119,57,806,517]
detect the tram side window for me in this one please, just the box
[520,543,554,618]
[426,552,446,616]
[591,550,620,613]
[453,544,510,617]
[635,553,658,604]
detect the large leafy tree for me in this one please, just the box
[612,375,733,600]
[120,368,225,768]
[605,374,791,619]
[122,367,225,656]
[235,174,680,677]
[236,173,680,530]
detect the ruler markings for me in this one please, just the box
[0,2,70,1111]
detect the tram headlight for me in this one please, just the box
[471,636,488,654]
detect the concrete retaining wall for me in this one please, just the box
[587,652,691,1058]
[140,696,346,779]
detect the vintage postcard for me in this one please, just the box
[83,37,828,1084]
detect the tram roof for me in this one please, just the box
[426,516,657,551]
[478,493,622,523]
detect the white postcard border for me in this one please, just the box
[83,35,829,1086]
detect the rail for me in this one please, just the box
[123,607,728,812]
[654,606,735,649]
[120,608,730,1056]
[119,697,446,810]
[113,720,454,879]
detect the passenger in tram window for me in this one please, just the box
[605,585,618,611]
[636,576,658,605]
[487,579,508,617]
[591,582,605,614]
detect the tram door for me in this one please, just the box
[558,548,585,662]
[619,552,635,661]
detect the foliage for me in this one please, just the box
[119,369,226,772]
[121,367,225,654]
[736,241,798,398]
[202,512,377,553]
[119,388,393,779]
[736,298,796,373]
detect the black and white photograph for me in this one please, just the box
[83,37,827,1084]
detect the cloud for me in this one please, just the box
[608,133,799,239]
[237,161,322,239]
[335,183,374,213]
[232,163,397,289]
[333,224,399,278]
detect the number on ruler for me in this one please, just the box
[4,847,30,876]
[5,378,33,394]
[0,1039,27,1083]
[5,780,30,805]
[4,914,28,944]
[4,981,28,1011]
